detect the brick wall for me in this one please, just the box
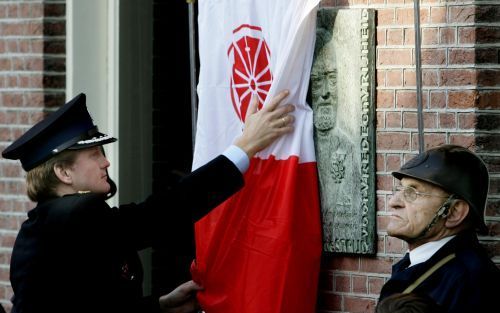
[0,0,66,311]
[317,1,500,312]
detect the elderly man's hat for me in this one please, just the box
[2,93,116,171]
[392,144,489,234]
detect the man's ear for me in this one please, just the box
[54,164,72,184]
[444,199,470,228]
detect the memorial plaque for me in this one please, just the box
[311,8,376,254]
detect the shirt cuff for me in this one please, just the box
[222,145,250,174]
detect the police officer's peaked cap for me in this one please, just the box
[2,93,117,171]
[392,144,489,234]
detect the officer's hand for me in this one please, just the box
[158,280,203,313]
[234,89,295,159]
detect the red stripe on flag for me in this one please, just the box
[192,156,322,313]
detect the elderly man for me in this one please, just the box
[379,144,500,313]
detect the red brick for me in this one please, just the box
[387,0,404,4]
[440,27,456,44]
[352,275,367,294]
[0,267,9,281]
[404,27,414,45]
[0,5,6,18]
[413,133,446,151]
[458,112,476,130]
[7,3,18,18]
[335,274,351,292]
[476,48,499,64]
[377,90,394,108]
[395,8,416,25]
[377,111,385,128]
[423,70,439,87]
[449,48,475,65]
[449,134,476,149]
[344,296,377,313]
[386,154,402,172]
[387,28,403,45]
[376,174,393,193]
[485,199,500,218]
[377,8,395,26]
[378,49,413,66]
[421,48,446,65]
[2,93,23,107]
[19,3,43,18]
[329,256,360,272]
[403,69,415,87]
[377,29,386,46]
[424,112,438,128]
[403,111,417,129]
[332,0,350,7]
[377,132,410,150]
[44,3,66,17]
[422,28,438,45]
[439,112,456,129]
[449,5,475,23]
[368,277,386,295]
[458,27,475,44]
[430,6,446,23]
[396,90,421,108]
[386,112,402,128]
[386,236,406,254]
[477,91,500,109]
[476,27,500,44]
[25,57,43,71]
[377,215,390,233]
[478,69,500,87]
[376,154,385,172]
[377,234,385,252]
[440,69,476,86]
[377,70,386,87]
[386,69,403,87]
[448,90,478,109]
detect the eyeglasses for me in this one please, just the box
[392,185,450,203]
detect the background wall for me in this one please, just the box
[0,1,65,310]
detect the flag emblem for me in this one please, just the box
[228,24,273,121]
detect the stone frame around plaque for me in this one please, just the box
[311,8,377,255]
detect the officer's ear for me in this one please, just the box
[54,163,73,185]
[444,199,469,229]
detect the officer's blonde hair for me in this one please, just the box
[26,150,78,202]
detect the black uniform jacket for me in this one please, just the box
[10,155,244,313]
[379,231,500,313]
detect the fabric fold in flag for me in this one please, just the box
[192,1,322,312]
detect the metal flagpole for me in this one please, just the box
[413,0,425,153]
[187,0,198,150]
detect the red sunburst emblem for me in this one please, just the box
[228,24,273,122]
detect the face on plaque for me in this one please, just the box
[311,41,338,135]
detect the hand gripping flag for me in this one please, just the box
[191,1,322,312]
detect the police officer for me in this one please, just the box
[3,91,295,313]
[379,144,500,313]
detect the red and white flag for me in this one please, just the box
[192,1,322,312]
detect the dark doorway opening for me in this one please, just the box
[152,0,197,296]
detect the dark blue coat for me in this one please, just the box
[379,231,500,313]
[10,155,243,313]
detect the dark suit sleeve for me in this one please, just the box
[115,155,244,249]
